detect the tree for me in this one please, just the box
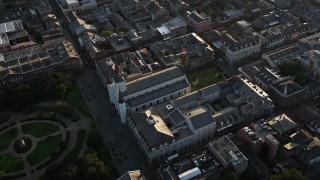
[240,165,257,180]
[294,72,309,86]
[7,83,36,109]
[0,91,7,110]
[61,164,79,180]
[83,153,110,179]
[56,83,67,98]
[222,170,238,180]
[279,60,301,76]
[0,170,4,178]
[101,30,114,37]
[270,168,308,180]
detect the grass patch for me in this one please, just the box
[0,153,24,173]
[27,133,63,166]
[66,83,91,117]
[188,67,224,91]
[0,112,10,124]
[22,122,60,138]
[0,128,18,152]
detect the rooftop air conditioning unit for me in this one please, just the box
[166,104,173,111]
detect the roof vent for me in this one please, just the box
[166,104,173,111]
[146,115,156,125]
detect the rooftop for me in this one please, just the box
[118,170,146,180]
[125,66,185,96]
[264,45,301,62]
[213,107,244,132]
[0,20,23,33]
[188,11,211,24]
[268,113,297,135]
[129,108,174,149]
[284,130,313,150]
[160,148,220,180]
[127,79,189,107]
[270,79,304,97]
[208,135,248,166]
[186,107,215,130]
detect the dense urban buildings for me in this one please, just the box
[1,0,320,179]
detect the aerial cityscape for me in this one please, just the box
[0,0,320,179]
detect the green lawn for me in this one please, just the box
[27,133,63,166]
[188,67,224,91]
[66,83,91,117]
[22,122,60,138]
[0,128,18,152]
[0,153,24,173]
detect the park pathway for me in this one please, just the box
[0,101,92,180]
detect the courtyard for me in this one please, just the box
[187,66,225,91]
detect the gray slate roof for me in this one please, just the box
[125,66,185,96]
[187,107,214,130]
[127,79,189,107]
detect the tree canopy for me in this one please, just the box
[0,71,73,111]
[270,168,308,180]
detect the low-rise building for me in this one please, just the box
[0,20,28,52]
[267,113,298,136]
[272,0,292,9]
[226,76,274,119]
[295,137,320,166]
[297,32,320,51]
[0,41,82,89]
[249,119,281,164]
[159,148,222,180]
[128,106,216,163]
[253,67,306,106]
[150,33,214,70]
[262,45,301,65]
[117,170,146,180]
[284,130,313,155]
[204,29,261,65]
[294,107,320,136]
[298,50,320,80]
[187,11,211,33]
[208,135,248,174]
[268,78,306,106]
[41,29,65,49]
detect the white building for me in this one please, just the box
[225,36,261,65]
[96,60,191,123]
